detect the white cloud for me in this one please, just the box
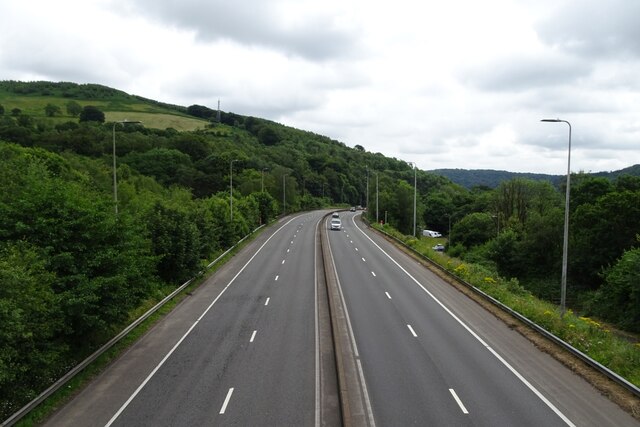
[1,0,639,175]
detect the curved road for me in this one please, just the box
[326,211,638,427]
[44,211,337,427]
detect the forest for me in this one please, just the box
[0,80,638,418]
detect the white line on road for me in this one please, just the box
[371,271,376,277]
[355,247,359,251]
[385,292,392,299]
[361,257,366,262]
[287,248,290,253]
[104,215,304,427]
[282,259,286,264]
[265,297,270,306]
[351,217,576,427]
[275,275,279,281]
[350,240,353,243]
[250,330,257,343]
[407,324,418,337]
[449,389,469,414]
[219,388,234,414]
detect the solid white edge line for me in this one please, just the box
[449,389,469,414]
[265,297,270,306]
[219,388,234,414]
[325,222,376,427]
[105,215,303,427]
[407,324,418,337]
[250,330,257,343]
[351,216,576,427]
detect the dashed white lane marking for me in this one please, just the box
[371,271,376,277]
[385,292,392,299]
[282,259,286,264]
[449,389,469,414]
[355,247,359,251]
[265,297,270,306]
[219,388,234,414]
[275,275,279,281]
[407,324,418,337]
[250,330,257,343]
[287,248,290,253]
[361,257,366,262]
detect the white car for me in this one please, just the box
[330,218,342,230]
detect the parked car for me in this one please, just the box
[330,218,342,230]
[349,206,356,212]
[423,230,442,238]
[432,243,445,252]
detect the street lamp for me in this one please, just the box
[282,174,288,215]
[376,172,379,224]
[409,162,417,237]
[112,120,141,214]
[230,159,238,222]
[541,118,572,317]
[261,168,269,192]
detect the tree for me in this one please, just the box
[0,104,4,115]
[450,212,495,249]
[587,246,640,332]
[11,108,21,116]
[44,103,61,117]
[258,126,279,146]
[79,105,105,122]
[66,100,82,117]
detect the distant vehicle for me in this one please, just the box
[330,218,342,230]
[332,212,340,218]
[432,244,445,252]
[349,207,356,212]
[422,230,442,238]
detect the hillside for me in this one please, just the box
[430,166,640,189]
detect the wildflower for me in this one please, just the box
[568,324,575,328]
[483,277,496,284]
[543,310,553,316]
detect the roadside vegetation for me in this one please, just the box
[1,80,639,420]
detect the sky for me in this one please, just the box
[1,0,639,174]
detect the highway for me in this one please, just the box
[326,211,639,427]
[43,211,338,427]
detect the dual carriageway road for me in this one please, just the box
[43,210,638,426]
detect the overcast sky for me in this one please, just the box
[1,0,639,174]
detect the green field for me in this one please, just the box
[0,91,208,131]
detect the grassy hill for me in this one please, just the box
[0,80,208,131]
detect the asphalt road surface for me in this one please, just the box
[326,211,639,427]
[44,211,334,427]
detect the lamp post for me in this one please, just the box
[376,172,379,224]
[112,120,141,215]
[282,174,288,215]
[409,162,417,237]
[230,159,238,222]
[261,168,269,192]
[541,118,572,317]
[366,164,369,212]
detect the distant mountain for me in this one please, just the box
[429,166,640,189]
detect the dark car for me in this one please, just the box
[432,244,445,252]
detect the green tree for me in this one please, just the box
[587,246,640,332]
[450,212,495,249]
[66,100,82,117]
[44,103,61,117]
[0,104,4,115]
[79,105,105,122]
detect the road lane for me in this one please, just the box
[44,212,332,427]
[327,211,638,426]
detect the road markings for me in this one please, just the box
[371,271,376,277]
[407,324,418,337]
[352,219,576,427]
[219,388,234,414]
[287,248,290,253]
[385,292,392,299]
[104,215,305,427]
[449,389,469,414]
[282,259,286,264]
[275,275,279,281]
[250,330,257,343]
[265,297,270,306]
[350,240,353,243]
[355,247,359,251]
[361,257,366,262]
